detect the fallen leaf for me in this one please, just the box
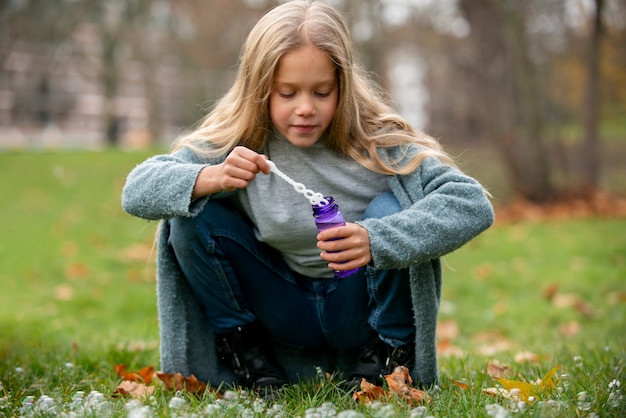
[482,387,511,398]
[537,365,559,392]
[436,319,459,341]
[472,263,493,281]
[55,284,74,301]
[559,321,580,337]
[487,360,513,379]
[156,372,207,395]
[437,339,464,357]
[113,381,154,400]
[552,293,578,308]
[488,366,560,402]
[473,331,514,356]
[384,366,432,406]
[542,282,559,300]
[494,377,539,402]
[514,351,540,363]
[119,242,155,262]
[352,367,431,406]
[114,365,154,384]
[352,379,386,403]
[446,377,470,390]
[65,262,90,279]
[573,299,594,318]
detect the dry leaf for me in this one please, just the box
[119,242,154,262]
[486,366,560,402]
[472,263,494,281]
[446,377,470,390]
[494,378,539,402]
[65,262,90,279]
[473,331,514,356]
[487,360,513,379]
[157,372,207,395]
[437,339,464,357]
[352,367,431,406]
[573,299,594,318]
[385,366,431,405]
[55,284,74,301]
[542,283,559,300]
[352,379,386,403]
[537,365,559,392]
[113,381,154,400]
[514,351,540,363]
[559,321,580,337]
[552,293,578,308]
[436,319,459,341]
[114,365,155,384]
[482,387,511,398]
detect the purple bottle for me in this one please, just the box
[312,196,360,278]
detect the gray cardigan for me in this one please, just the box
[121,145,494,388]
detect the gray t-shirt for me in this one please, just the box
[237,133,389,278]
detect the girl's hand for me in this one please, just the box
[193,146,270,198]
[316,223,372,271]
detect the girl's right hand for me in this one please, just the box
[192,146,270,198]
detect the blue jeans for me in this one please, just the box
[168,191,414,350]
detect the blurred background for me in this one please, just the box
[1,0,625,205]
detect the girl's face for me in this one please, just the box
[269,44,339,148]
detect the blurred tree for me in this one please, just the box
[68,0,158,145]
[0,0,78,126]
[2,0,624,202]
[457,0,553,202]
[580,0,604,196]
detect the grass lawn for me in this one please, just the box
[0,150,624,417]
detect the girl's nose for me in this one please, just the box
[295,95,316,116]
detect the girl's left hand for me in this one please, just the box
[316,223,372,271]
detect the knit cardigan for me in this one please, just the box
[121,144,495,388]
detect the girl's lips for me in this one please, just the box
[292,125,317,134]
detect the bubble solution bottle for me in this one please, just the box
[312,196,361,278]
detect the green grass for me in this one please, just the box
[0,150,624,417]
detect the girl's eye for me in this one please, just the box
[315,92,331,97]
[279,92,295,98]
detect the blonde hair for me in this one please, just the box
[173,0,454,174]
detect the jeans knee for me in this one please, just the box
[363,191,402,220]
[168,216,205,258]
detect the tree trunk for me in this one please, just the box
[458,0,554,202]
[580,0,604,197]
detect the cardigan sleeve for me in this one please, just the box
[358,156,494,270]
[121,147,220,220]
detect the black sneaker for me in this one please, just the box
[344,331,415,390]
[216,321,288,398]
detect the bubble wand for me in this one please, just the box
[266,160,328,206]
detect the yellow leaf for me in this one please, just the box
[495,377,538,401]
[538,366,560,392]
[495,366,560,402]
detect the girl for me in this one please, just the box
[122,0,494,397]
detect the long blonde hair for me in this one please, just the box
[173,0,454,175]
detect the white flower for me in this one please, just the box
[337,410,364,418]
[485,403,511,418]
[410,406,428,417]
[609,379,621,391]
[205,403,222,416]
[168,396,186,409]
